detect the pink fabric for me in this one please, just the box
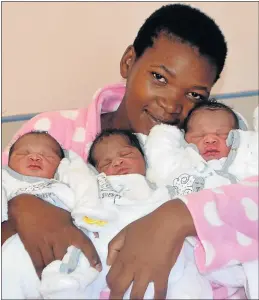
[211,283,247,299]
[99,290,110,299]
[186,176,258,273]
[3,83,258,299]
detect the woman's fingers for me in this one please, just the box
[130,273,150,300]
[25,245,45,278]
[72,228,102,272]
[107,258,133,299]
[153,272,169,300]
[52,239,68,261]
[106,200,191,299]
[10,195,101,276]
[107,228,126,266]
[39,238,56,267]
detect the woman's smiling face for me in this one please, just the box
[119,35,217,135]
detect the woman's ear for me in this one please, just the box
[120,45,136,79]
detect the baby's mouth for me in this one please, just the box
[28,164,42,170]
[204,149,220,156]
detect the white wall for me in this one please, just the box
[2,2,258,116]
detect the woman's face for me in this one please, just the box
[119,35,217,135]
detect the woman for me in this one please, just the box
[2,4,257,299]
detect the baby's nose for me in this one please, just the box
[204,134,218,144]
[28,153,41,161]
[112,157,123,166]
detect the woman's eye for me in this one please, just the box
[152,72,167,84]
[188,92,206,102]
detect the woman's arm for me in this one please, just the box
[3,194,102,277]
[106,176,258,299]
[1,221,16,245]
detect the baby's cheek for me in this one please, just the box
[104,166,114,176]
[220,140,231,155]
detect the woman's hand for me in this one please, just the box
[1,221,17,245]
[8,194,102,277]
[106,199,195,299]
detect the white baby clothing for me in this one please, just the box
[145,125,258,191]
[1,165,78,300]
[144,123,258,299]
[40,172,214,299]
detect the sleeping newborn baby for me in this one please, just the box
[146,101,258,191]
[2,131,79,299]
[145,101,258,299]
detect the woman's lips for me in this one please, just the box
[145,110,180,126]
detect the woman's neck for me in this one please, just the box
[101,102,131,131]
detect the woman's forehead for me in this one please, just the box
[139,35,217,84]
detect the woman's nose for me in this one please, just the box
[156,91,183,115]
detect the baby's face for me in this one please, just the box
[185,109,236,161]
[94,135,146,176]
[9,134,62,179]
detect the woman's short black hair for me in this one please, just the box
[8,131,65,161]
[88,128,145,167]
[133,4,227,82]
[182,100,239,132]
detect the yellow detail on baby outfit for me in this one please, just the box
[83,216,107,226]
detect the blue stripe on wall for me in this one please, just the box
[2,113,38,123]
[212,90,259,100]
[2,90,258,124]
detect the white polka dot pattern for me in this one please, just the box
[201,240,215,266]
[212,188,224,194]
[72,127,86,142]
[204,201,224,226]
[60,110,79,120]
[236,231,253,246]
[34,118,51,131]
[241,197,258,221]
